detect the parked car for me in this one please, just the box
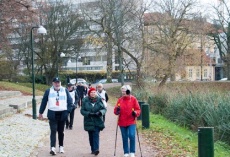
[219,78,227,81]
[70,78,88,85]
[97,78,119,84]
[112,79,119,83]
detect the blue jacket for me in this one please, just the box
[39,87,73,121]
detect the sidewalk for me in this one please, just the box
[36,105,156,157]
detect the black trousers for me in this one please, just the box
[66,108,75,127]
[49,112,65,147]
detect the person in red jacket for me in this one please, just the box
[114,85,141,157]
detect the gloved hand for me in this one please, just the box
[88,112,96,117]
[132,110,137,117]
[95,112,102,116]
[115,107,120,115]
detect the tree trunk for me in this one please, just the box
[159,74,168,87]
[106,37,113,83]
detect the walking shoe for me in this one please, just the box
[50,147,56,155]
[124,154,129,157]
[59,146,64,153]
[130,153,135,157]
[69,126,72,130]
[94,150,99,156]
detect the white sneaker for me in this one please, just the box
[59,146,64,153]
[124,154,129,157]
[50,147,56,155]
[130,153,135,157]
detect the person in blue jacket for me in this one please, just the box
[39,77,73,155]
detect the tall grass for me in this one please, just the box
[133,82,230,145]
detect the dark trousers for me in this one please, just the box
[49,112,65,148]
[78,97,83,107]
[66,108,75,128]
[103,115,105,122]
[88,127,100,152]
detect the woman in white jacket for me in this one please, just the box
[96,83,109,122]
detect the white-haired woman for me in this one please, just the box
[96,83,109,122]
[114,85,141,157]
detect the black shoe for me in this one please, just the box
[69,126,72,130]
[94,150,99,156]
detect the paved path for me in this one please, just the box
[36,104,155,157]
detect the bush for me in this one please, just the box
[151,91,230,145]
[136,82,230,145]
[148,94,168,114]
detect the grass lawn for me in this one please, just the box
[0,81,49,95]
[139,114,230,157]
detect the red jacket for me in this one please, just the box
[114,95,141,127]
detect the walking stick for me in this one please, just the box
[114,122,119,156]
[132,108,143,157]
[136,126,143,157]
[114,104,120,156]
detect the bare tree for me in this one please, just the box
[210,0,230,80]
[0,0,36,47]
[80,0,148,87]
[33,0,84,84]
[145,0,201,86]
[0,0,39,80]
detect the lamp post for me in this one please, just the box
[56,52,65,77]
[76,54,81,84]
[31,26,47,119]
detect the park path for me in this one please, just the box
[36,104,156,157]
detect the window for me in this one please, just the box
[204,69,208,77]
[82,57,90,65]
[196,69,200,78]
[189,69,193,78]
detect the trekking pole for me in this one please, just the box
[114,104,120,156]
[132,108,143,157]
[136,126,143,157]
[114,121,118,156]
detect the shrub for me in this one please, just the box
[139,82,230,145]
[148,94,168,114]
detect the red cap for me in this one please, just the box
[88,87,96,96]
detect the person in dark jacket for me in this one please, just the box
[76,82,86,107]
[80,87,106,156]
[66,83,80,130]
[39,77,73,155]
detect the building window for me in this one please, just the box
[189,69,193,78]
[196,69,200,78]
[204,69,208,77]
[82,57,90,65]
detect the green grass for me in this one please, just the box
[139,114,230,157]
[0,81,49,96]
